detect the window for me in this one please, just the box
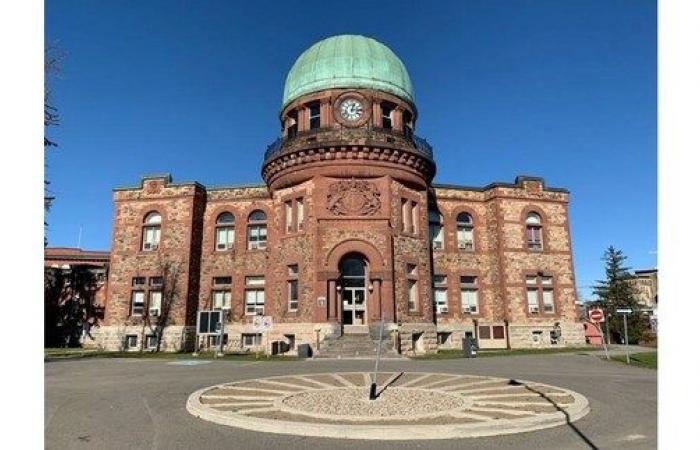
[131,291,145,316]
[287,110,298,138]
[142,212,161,251]
[381,102,393,129]
[213,276,232,287]
[146,335,158,349]
[212,290,231,310]
[456,212,474,251]
[132,277,146,288]
[125,335,138,349]
[429,209,444,249]
[492,326,505,340]
[438,332,451,345]
[288,265,299,312]
[296,199,304,230]
[460,276,479,314]
[526,212,543,250]
[526,274,555,314]
[149,277,163,288]
[245,276,265,315]
[407,264,418,312]
[401,199,418,234]
[308,102,320,129]
[433,275,448,314]
[285,201,293,232]
[403,110,414,137]
[208,334,229,347]
[148,291,162,317]
[215,212,235,251]
[247,210,267,250]
[478,326,491,340]
[242,333,262,348]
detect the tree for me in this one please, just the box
[141,256,183,352]
[44,45,64,246]
[593,246,648,344]
[44,265,101,347]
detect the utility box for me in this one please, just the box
[462,337,478,358]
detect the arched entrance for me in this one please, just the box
[339,254,367,329]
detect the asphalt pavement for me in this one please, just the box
[45,352,656,450]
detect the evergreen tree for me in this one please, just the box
[593,246,648,344]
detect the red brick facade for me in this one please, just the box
[90,49,584,353]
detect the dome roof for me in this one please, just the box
[282,35,414,109]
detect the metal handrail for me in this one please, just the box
[263,128,433,162]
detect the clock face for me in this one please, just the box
[339,98,364,121]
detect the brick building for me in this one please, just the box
[89,35,585,354]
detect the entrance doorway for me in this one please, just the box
[339,255,367,328]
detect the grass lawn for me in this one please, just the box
[44,348,299,361]
[409,346,594,360]
[610,351,657,369]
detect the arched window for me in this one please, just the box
[526,212,543,250]
[456,212,474,251]
[215,212,235,251]
[247,210,267,250]
[429,209,444,250]
[142,212,161,251]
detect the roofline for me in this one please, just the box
[433,176,569,194]
[113,174,206,192]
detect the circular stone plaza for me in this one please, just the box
[187,371,589,440]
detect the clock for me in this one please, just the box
[339,98,364,121]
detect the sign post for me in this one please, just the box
[588,308,610,360]
[616,308,633,364]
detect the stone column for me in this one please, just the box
[393,106,404,132]
[372,101,382,128]
[371,278,382,321]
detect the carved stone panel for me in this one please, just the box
[327,179,381,216]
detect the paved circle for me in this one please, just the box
[186,371,590,440]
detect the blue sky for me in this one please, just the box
[45,0,657,298]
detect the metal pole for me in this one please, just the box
[369,315,384,400]
[623,313,630,364]
[594,323,610,360]
[217,311,225,357]
[605,315,611,345]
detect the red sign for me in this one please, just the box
[589,309,605,323]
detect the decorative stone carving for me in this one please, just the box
[327,179,381,216]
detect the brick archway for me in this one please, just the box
[325,239,386,272]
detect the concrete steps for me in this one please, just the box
[315,333,404,359]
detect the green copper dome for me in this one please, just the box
[282,35,414,109]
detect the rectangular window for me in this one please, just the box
[492,326,505,340]
[460,286,478,314]
[248,225,267,249]
[309,102,321,129]
[288,265,299,312]
[131,291,145,316]
[242,333,262,347]
[433,275,448,314]
[543,289,555,313]
[431,225,444,249]
[457,226,474,250]
[527,227,543,250]
[381,103,393,129]
[213,276,232,286]
[285,201,293,232]
[212,290,231,310]
[146,335,158,349]
[142,226,161,250]
[407,279,418,312]
[148,291,162,317]
[401,199,410,232]
[208,334,229,347]
[125,335,138,349]
[132,277,146,288]
[296,199,304,230]
[438,332,451,345]
[527,288,540,314]
[149,277,163,288]
[245,276,265,316]
[216,227,234,250]
[411,202,418,234]
[478,326,491,340]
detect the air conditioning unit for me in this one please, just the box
[438,306,448,314]
[216,243,226,250]
[149,309,159,317]
[433,242,443,250]
[144,243,159,251]
[529,307,540,314]
[458,242,468,250]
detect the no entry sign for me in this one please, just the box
[589,309,605,323]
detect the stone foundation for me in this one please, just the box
[508,321,586,348]
[398,323,438,354]
[84,325,195,352]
